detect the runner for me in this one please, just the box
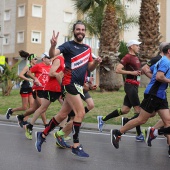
[35,20,102,158]
[97,40,144,141]
[110,44,170,158]
[24,55,65,139]
[16,52,51,128]
[6,50,37,124]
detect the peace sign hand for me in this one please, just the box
[50,30,59,47]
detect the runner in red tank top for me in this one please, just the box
[24,55,65,139]
[16,52,51,131]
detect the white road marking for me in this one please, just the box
[0,121,165,140]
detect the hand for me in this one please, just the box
[89,84,98,90]
[94,57,102,65]
[132,70,141,76]
[83,83,90,91]
[34,78,42,86]
[50,30,59,47]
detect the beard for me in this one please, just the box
[74,33,85,42]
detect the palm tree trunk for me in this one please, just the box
[99,3,123,91]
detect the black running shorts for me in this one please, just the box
[140,94,168,113]
[43,90,61,102]
[123,83,140,108]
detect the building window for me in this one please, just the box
[64,11,73,22]
[4,10,10,21]
[3,34,9,45]
[64,36,71,42]
[18,5,25,17]
[17,31,24,43]
[124,4,130,9]
[31,31,41,43]
[124,25,130,31]
[84,37,92,47]
[32,5,42,18]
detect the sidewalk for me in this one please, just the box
[0,114,140,134]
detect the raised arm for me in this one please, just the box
[49,30,61,58]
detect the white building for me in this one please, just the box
[0,0,169,78]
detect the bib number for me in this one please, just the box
[74,83,84,96]
[137,76,141,82]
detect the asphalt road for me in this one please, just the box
[0,121,169,170]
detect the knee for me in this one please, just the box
[40,107,47,113]
[137,117,147,125]
[163,120,170,127]
[76,110,85,119]
[22,106,28,110]
[121,109,129,115]
[87,103,94,110]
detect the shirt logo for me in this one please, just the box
[71,54,90,69]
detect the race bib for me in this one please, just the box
[74,83,84,96]
[137,76,141,82]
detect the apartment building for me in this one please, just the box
[0,0,169,76]
[0,0,77,71]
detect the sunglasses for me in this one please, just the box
[45,56,51,59]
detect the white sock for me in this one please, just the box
[153,129,158,136]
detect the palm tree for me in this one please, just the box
[0,61,21,96]
[138,0,161,87]
[139,0,161,62]
[73,0,138,91]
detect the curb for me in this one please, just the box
[0,114,138,134]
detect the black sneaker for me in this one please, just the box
[23,121,29,126]
[111,129,121,149]
[121,117,129,126]
[45,124,48,128]
[16,115,24,128]
[6,108,13,119]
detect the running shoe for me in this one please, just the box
[6,108,12,119]
[45,124,48,128]
[25,125,32,140]
[53,132,70,148]
[16,115,24,128]
[143,128,147,140]
[110,129,121,149]
[35,132,46,152]
[72,145,89,158]
[64,136,71,141]
[145,127,157,147]
[121,117,129,126]
[97,116,104,132]
[136,133,144,142]
[23,121,29,126]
